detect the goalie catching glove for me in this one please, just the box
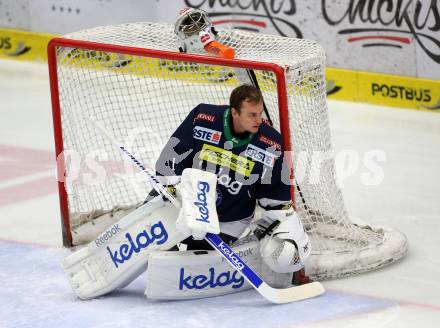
[253,204,311,273]
[176,168,220,240]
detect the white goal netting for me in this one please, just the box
[49,22,408,280]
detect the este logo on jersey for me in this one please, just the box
[193,126,222,144]
[245,144,277,167]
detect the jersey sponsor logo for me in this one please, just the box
[194,181,210,223]
[259,135,281,150]
[106,221,168,268]
[194,113,216,123]
[95,224,122,247]
[199,144,255,177]
[179,267,245,290]
[193,126,222,144]
[245,144,277,167]
[218,174,243,195]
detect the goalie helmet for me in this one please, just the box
[174,7,217,53]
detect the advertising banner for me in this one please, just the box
[326,67,440,110]
[168,0,439,80]
[359,71,440,110]
[1,1,439,80]
[1,0,439,110]
[0,28,53,62]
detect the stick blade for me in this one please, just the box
[258,281,325,304]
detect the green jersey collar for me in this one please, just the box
[223,107,254,148]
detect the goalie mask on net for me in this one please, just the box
[174,7,216,53]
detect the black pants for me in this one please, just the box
[179,233,237,251]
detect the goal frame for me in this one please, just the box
[47,37,294,247]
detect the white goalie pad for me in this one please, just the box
[145,235,293,300]
[62,196,189,300]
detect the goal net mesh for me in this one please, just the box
[50,22,408,280]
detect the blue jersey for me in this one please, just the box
[156,104,291,223]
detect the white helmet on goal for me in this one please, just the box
[174,7,217,53]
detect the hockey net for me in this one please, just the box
[48,22,408,280]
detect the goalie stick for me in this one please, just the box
[91,119,325,304]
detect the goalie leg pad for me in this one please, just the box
[62,196,189,299]
[144,235,294,300]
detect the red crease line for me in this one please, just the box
[328,287,440,312]
[0,176,57,206]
